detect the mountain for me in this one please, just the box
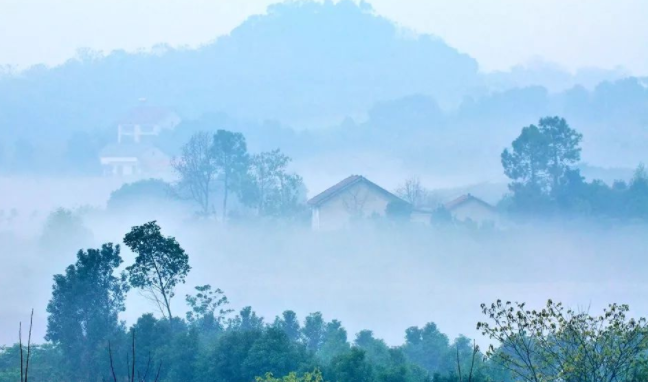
[0,0,479,141]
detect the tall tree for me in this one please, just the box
[273,311,302,343]
[45,243,128,381]
[501,117,582,212]
[318,320,350,363]
[540,116,583,190]
[124,221,191,320]
[173,132,218,216]
[302,312,326,354]
[211,130,249,220]
[242,149,305,217]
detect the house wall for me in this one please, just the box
[313,182,394,231]
[450,201,499,226]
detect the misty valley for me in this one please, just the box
[1,1,648,382]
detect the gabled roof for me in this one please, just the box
[118,106,176,125]
[307,175,402,207]
[443,193,495,211]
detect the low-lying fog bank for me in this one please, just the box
[2,211,647,349]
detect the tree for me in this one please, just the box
[541,117,583,190]
[40,208,93,252]
[501,124,550,196]
[328,348,374,382]
[185,284,232,331]
[395,178,429,208]
[124,221,191,320]
[302,312,326,353]
[477,300,648,382]
[402,323,452,375]
[211,130,249,220]
[626,163,648,219]
[318,320,350,363]
[256,369,325,382]
[173,132,218,216]
[501,117,582,212]
[107,179,174,212]
[274,311,302,343]
[229,307,265,332]
[241,149,305,217]
[45,243,128,381]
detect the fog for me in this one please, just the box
[2,183,648,349]
[1,2,648,381]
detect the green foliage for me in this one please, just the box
[302,312,326,353]
[173,131,219,216]
[256,369,326,382]
[207,327,313,382]
[40,208,93,252]
[107,179,174,211]
[318,320,350,364]
[45,243,128,381]
[124,221,191,320]
[185,284,232,327]
[328,348,374,382]
[478,300,648,382]
[211,130,249,219]
[274,311,302,343]
[502,117,582,214]
[0,344,63,382]
[241,149,306,218]
[402,323,452,375]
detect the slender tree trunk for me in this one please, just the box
[222,173,229,221]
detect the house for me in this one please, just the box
[99,143,170,177]
[117,104,180,144]
[443,193,499,226]
[99,102,179,177]
[307,175,404,230]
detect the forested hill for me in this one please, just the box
[0,0,479,141]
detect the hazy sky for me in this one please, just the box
[1,0,647,74]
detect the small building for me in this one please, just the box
[307,175,404,230]
[117,105,180,144]
[443,193,499,226]
[99,143,170,177]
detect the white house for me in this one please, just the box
[443,193,500,226]
[307,175,404,230]
[117,104,180,144]
[99,143,170,177]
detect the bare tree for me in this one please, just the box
[342,187,369,218]
[18,309,34,382]
[108,331,162,382]
[173,132,217,216]
[395,177,429,208]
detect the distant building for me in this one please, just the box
[443,193,500,226]
[117,105,180,144]
[99,102,179,177]
[99,143,170,177]
[307,175,404,230]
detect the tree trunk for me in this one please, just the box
[222,173,229,221]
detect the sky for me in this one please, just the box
[0,0,647,74]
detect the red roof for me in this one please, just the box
[307,175,402,207]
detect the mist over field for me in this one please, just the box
[1,1,648,381]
